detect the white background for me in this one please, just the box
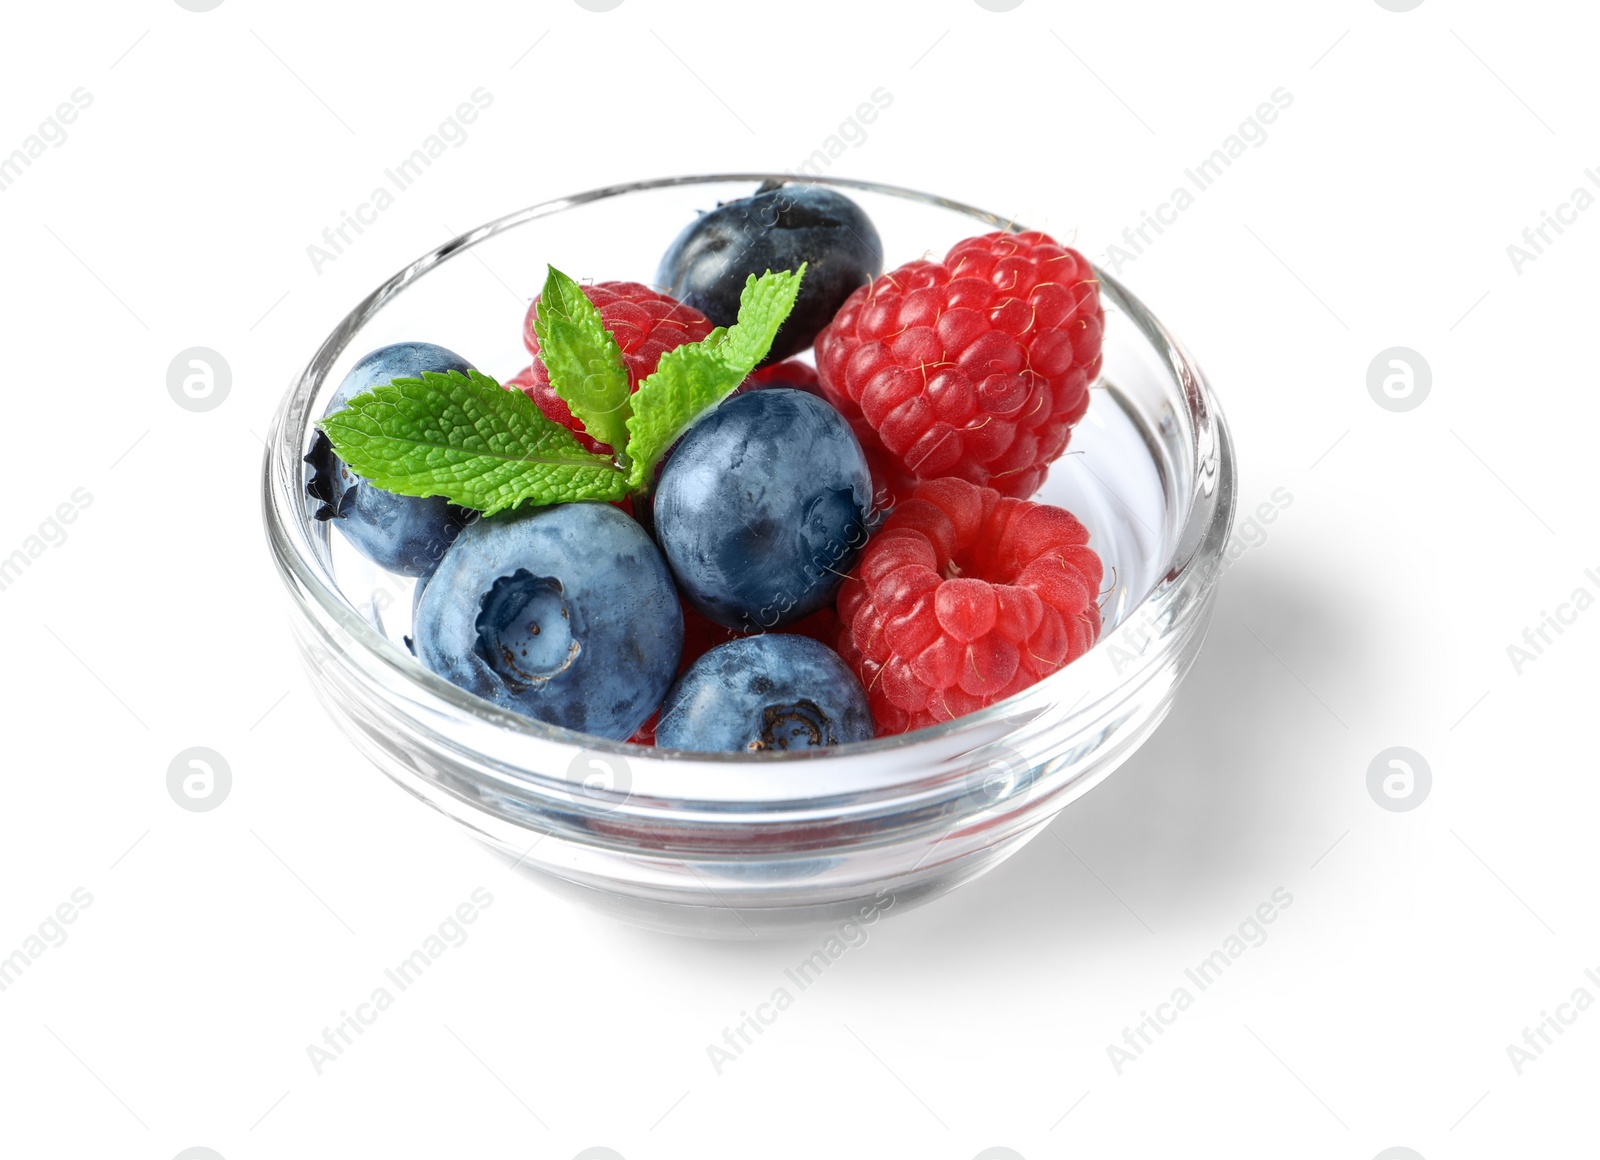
[1,1,1595,1157]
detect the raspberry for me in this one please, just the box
[516,281,713,453]
[815,231,1103,499]
[835,477,1102,734]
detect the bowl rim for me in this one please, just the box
[262,172,1234,767]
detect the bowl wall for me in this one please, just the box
[263,175,1235,938]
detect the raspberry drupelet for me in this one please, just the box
[835,476,1103,735]
[513,281,714,454]
[815,230,1103,500]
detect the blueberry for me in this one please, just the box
[656,182,882,364]
[306,342,476,577]
[654,389,872,632]
[415,502,682,740]
[403,556,442,656]
[657,635,873,753]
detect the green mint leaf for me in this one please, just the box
[318,369,629,516]
[530,265,633,455]
[623,265,806,489]
[709,262,808,372]
[622,339,736,491]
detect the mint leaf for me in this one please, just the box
[530,265,632,455]
[624,265,805,489]
[622,340,737,490]
[710,262,808,371]
[318,370,629,516]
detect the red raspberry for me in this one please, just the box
[516,282,713,454]
[815,231,1103,499]
[836,476,1102,735]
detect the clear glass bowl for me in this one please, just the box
[261,175,1236,939]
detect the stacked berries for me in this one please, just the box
[314,182,1108,751]
[837,477,1102,733]
[514,281,714,454]
[816,231,1103,501]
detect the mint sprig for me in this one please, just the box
[530,266,632,458]
[318,264,805,515]
[318,370,629,516]
[625,264,805,490]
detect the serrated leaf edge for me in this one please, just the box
[530,266,633,454]
[620,265,806,489]
[316,369,629,515]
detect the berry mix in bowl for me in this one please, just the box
[263,176,1235,937]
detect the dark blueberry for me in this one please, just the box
[404,556,443,656]
[306,342,476,577]
[657,635,873,753]
[654,389,872,632]
[415,502,682,740]
[656,182,883,364]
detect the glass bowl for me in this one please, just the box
[261,174,1235,939]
